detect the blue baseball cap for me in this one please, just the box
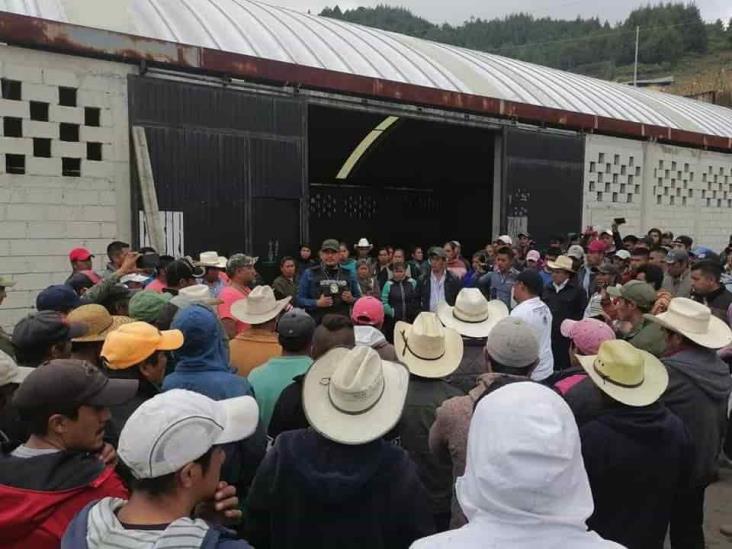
[36,284,82,313]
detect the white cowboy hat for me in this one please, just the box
[546,255,576,273]
[577,340,669,407]
[437,288,508,339]
[199,251,228,269]
[303,346,409,445]
[231,285,291,325]
[177,284,222,306]
[356,238,373,249]
[645,297,732,349]
[394,312,464,378]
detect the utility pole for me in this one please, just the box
[633,25,639,87]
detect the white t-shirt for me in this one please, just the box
[510,297,554,381]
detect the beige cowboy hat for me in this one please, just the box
[356,238,373,249]
[231,285,291,325]
[437,288,508,339]
[394,312,464,378]
[67,304,134,343]
[199,251,228,269]
[645,297,732,349]
[577,339,669,407]
[177,284,223,306]
[546,255,576,273]
[303,346,409,445]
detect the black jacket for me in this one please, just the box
[268,375,308,440]
[242,429,434,549]
[692,285,732,321]
[541,280,586,370]
[416,271,461,313]
[581,403,692,549]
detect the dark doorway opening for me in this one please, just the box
[308,105,495,257]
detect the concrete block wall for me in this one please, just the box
[0,46,134,331]
[583,134,732,251]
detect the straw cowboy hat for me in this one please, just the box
[199,251,228,269]
[577,339,668,407]
[177,284,222,306]
[394,312,464,378]
[303,346,409,445]
[645,297,732,349]
[231,285,291,325]
[356,238,373,249]
[546,255,576,273]
[437,288,508,339]
[67,304,134,343]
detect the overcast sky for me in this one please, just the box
[266,0,731,24]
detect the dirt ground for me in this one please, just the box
[703,468,732,547]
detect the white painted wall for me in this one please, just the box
[0,46,134,330]
[583,134,732,251]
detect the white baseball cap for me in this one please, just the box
[615,249,631,260]
[118,389,259,479]
[497,235,513,246]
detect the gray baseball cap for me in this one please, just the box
[665,249,689,264]
[485,317,539,368]
[277,308,315,339]
[428,246,447,259]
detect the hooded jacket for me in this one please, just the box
[412,383,621,549]
[580,403,692,549]
[162,305,266,500]
[354,325,398,362]
[661,346,732,487]
[0,446,128,549]
[62,497,251,549]
[243,428,434,548]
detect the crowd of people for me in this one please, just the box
[0,226,731,549]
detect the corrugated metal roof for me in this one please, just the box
[3,0,732,138]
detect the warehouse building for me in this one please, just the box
[0,0,731,327]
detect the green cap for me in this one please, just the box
[606,280,656,312]
[0,276,16,288]
[129,291,172,323]
[321,239,340,252]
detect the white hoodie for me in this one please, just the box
[411,383,624,549]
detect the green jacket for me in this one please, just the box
[624,318,667,357]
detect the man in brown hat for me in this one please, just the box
[541,255,586,371]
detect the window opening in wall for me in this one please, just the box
[627,194,633,203]
[614,154,619,165]
[30,101,50,121]
[85,107,101,127]
[60,123,79,142]
[5,154,25,174]
[3,117,22,137]
[1,78,21,100]
[59,87,77,107]
[33,138,51,158]
[87,142,102,161]
[629,156,634,167]
[597,192,603,202]
[589,161,595,173]
[62,157,81,177]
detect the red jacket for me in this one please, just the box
[0,446,128,549]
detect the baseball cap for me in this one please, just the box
[614,249,631,260]
[690,246,717,261]
[0,350,33,387]
[567,245,585,260]
[277,308,316,339]
[588,240,607,253]
[665,249,689,264]
[518,232,531,239]
[67,304,134,343]
[0,276,16,288]
[607,280,657,312]
[351,296,385,327]
[497,235,513,246]
[36,284,81,312]
[101,322,184,369]
[129,291,173,323]
[12,310,87,350]
[601,229,614,237]
[119,389,259,479]
[321,239,340,252]
[428,246,447,259]
[526,250,541,262]
[13,359,138,410]
[226,254,258,273]
[485,317,539,368]
[597,261,619,275]
[560,318,616,355]
[69,247,94,262]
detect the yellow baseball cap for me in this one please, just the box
[101,322,184,370]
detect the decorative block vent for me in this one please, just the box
[700,163,732,209]
[653,159,695,207]
[587,150,642,204]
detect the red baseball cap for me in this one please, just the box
[587,240,607,254]
[69,247,94,262]
[351,296,385,327]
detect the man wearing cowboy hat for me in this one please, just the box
[229,286,291,377]
[243,346,434,547]
[297,239,361,324]
[395,312,464,531]
[575,340,692,549]
[199,251,229,298]
[542,255,587,371]
[437,288,508,392]
[646,298,732,548]
[354,237,376,273]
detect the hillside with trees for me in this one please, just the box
[320,4,732,86]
